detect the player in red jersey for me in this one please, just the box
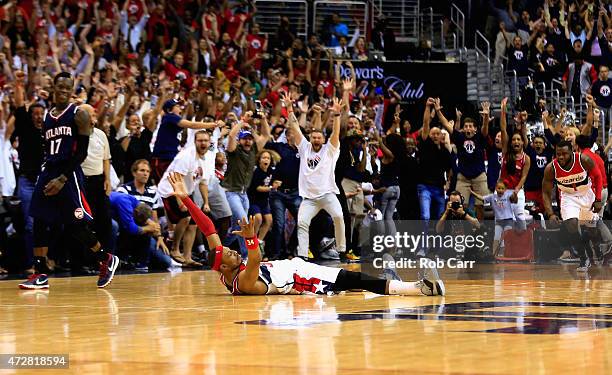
[166,172,445,296]
[542,140,603,272]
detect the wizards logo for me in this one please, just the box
[237,301,612,334]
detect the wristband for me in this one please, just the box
[245,236,259,251]
[211,245,224,271]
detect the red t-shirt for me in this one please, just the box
[223,10,250,39]
[246,34,265,70]
[500,152,526,190]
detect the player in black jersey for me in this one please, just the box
[19,72,120,289]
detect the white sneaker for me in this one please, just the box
[320,248,340,260]
[419,262,445,296]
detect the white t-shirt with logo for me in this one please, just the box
[157,146,208,198]
[297,137,340,199]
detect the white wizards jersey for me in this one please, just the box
[221,258,342,295]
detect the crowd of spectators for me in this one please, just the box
[0,0,611,277]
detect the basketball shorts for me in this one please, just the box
[560,189,598,227]
[29,165,93,224]
[263,257,342,295]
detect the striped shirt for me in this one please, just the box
[116,181,161,209]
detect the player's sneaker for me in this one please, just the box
[18,274,49,290]
[380,253,402,281]
[576,258,591,273]
[419,262,445,296]
[320,248,340,260]
[97,254,119,288]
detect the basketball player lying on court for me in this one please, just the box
[167,172,445,296]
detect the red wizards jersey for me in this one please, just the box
[552,152,591,194]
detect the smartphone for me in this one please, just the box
[150,95,159,107]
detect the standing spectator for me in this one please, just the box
[120,0,149,52]
[157,131,212,267]
[326,13,348,47]
[589,65,612,109]
[80,104,112,250]
[12,70,44,273]
[151,99,221,183]
[417,98,452,241]
[504,34,530,99]
[499,97,531,229]
[444,102,491,220]
[285,94,346,259]
[339,128,367,257]
[524,131,553,214]
[247,150,280,256]
[222,111,270,256]
[265,125,302,260]
[562,41,597,103]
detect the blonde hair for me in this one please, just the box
[257,149,281,164]
[566,126,580,137]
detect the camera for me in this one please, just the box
[451,201,461,210]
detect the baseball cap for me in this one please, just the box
[163,99,179,113]
[238,130,254,140]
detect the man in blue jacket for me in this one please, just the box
[109,192,179,271]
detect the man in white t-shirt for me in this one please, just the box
[284,94,346,259]
[80,104,113,250]
[157,130,210,267]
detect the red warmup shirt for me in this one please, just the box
[581,148,607,188]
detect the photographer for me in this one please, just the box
[434,191,481,259]
[435,191,481,235]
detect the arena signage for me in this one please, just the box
[338,61,468,127]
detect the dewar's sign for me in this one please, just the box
[338,61,467,126]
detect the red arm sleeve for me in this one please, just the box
[589,160,603,201]
[180,196,217,237]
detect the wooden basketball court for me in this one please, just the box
[1,264,611,374]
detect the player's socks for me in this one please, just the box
[34,256,51,274]
[569,231,591,271]
[388,280,423,295]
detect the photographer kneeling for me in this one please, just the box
[435,191,481,260]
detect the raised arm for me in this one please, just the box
[281,91,303,145]
[500,97,509,154]
[480,101,490,137]
[433,98,453,133]
[421,97,435,140]
[582,94,595,135]
[252,111,271,150]
[226,119,242,153]
[327,98,342,148]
